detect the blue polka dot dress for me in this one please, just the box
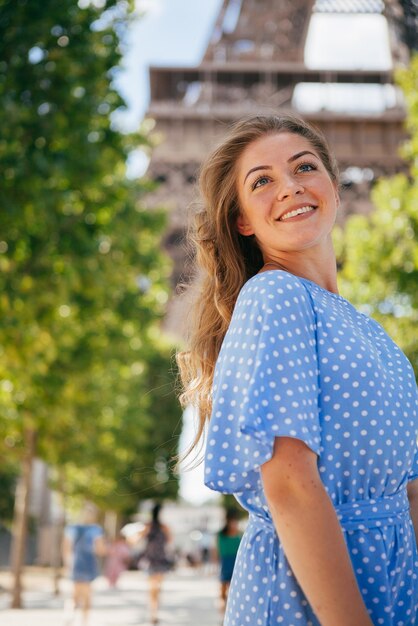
[204,270,418,626]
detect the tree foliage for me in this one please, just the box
[335,55,418,373]
[0,0,181,518]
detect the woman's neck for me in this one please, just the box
[261,249,339,295]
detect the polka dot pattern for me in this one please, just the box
[204,271,418,625]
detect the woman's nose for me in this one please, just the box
[276,176,304,201]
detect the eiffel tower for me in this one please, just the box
[144,0,418,333]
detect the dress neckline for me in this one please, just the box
[260,269,350,305]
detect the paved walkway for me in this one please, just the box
[0,566,221,626]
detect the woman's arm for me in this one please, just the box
[62,535,72,569]
[94,534,108,557]
[407,477,418,545]
[162,524,173,544]
[261,437,373,626]
[211,543,219,564]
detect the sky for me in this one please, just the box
[115,1,394,504]
[115,0,223,130]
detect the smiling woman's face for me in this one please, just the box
[235,131,339,259]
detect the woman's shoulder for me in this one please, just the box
[235,269,310,312]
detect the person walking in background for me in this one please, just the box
[177,113,418,625]
[63,505,106,626]
[216,509,242,616]
[140,503,173,625]
[104,532,131,588]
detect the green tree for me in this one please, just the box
[47,340,180,515]
[336,55,418,373]
[0,0,181,606]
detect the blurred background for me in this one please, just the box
[0,0,417,623]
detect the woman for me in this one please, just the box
[140,503,172,625]
[63,506,107,626]
[178,114,418,625]
[216,509,242,615]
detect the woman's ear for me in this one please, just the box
[236,213,254,236]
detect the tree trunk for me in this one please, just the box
[52,515,65,596]
[52,486,66,596]
[10,427,36,609]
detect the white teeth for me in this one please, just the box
[280,206,316,221]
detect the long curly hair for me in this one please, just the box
[177,113,339,458]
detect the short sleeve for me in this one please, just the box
[65,526,75,542]
[92,525,104,540]
[204,271,321,494]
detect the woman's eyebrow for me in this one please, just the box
[288,150,318,163]
[243,165,272,184]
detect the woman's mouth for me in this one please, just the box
[279,205,317,221]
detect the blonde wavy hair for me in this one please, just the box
[177,113,339,457]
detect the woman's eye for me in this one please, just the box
[252,176,270,190]
[297,162,316,173]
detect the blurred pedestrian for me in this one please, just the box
[216,509,242,615]
[139,503,173,625]
[104,532,131,588]
[63,505,106,626]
